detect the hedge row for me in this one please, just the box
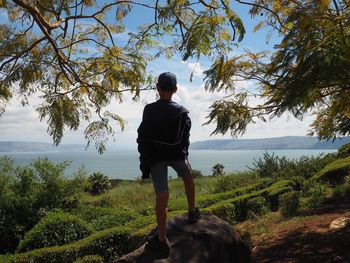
[168,178,274,211]
[73,255,104,263]
[312,156,350,186]
[10,210,188,263]
[10,226,144,263]
[71,205,139,230]
[203,180,294,223]
[9,180,291,262]
[18,212,93,253]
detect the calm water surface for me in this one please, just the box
[1,149,336,179]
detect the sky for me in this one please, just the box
[0,2,315,150]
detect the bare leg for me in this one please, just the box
[182,171,195,211]
[155,191,169,242]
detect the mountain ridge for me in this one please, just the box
[190,136,350,150]
[0,141,85,152]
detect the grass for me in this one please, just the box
[0,254,12,262]
[80,172,258,213]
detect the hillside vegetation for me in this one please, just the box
[0,145,350,262]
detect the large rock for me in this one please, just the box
[330,216,350,230]
[116,213,251,263]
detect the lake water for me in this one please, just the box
[0,149,336,180]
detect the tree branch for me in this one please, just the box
[0,37,46,72]
[234,0,287,31]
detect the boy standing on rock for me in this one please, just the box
[137,72,200,252]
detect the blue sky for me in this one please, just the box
[0,2,314,149]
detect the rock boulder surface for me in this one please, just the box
[116,213,251,263]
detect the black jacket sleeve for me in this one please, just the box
[137,106,151,179]
[182,113,191,157]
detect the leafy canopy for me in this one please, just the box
[2,0,349,149]
[0,0,244,152]
[204,0,350,141]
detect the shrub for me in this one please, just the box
[18,212,93,252]
[290,176,307,192]
[88,172,111,195]
[234,197,269,221]
[0,157,87,253]
[312,156,350,186]
[73,205,138,230]
[306,183,328,209]
[266,186,294,211]
[332,183,350,199]
[201,180,293,222]
[192,169,204,178]
[94,194,115,207]
[212,163,225,176]
[213,174,253,193]
[10,226,144,263]
[279,191,300,218]
[246,197,269,217]
[203,203,236,224]
[250,152,336,181]
[337,143,350,159]
[168,178,274,211]
[73,255,104,263]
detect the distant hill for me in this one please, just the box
[190,136,350,150]
[0,141,85,152]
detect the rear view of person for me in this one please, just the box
[137,72,200,253]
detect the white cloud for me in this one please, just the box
[182,61,205,78]
[0,79,316,149]
[0,53,316,150]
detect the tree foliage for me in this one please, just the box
[212,163,225,175]
[0,0,245,152]
[0,156,87,253]
[88,172,111,195]
[2,1,349,147]
[204,0,350,140]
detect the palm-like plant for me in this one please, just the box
[212,163,225,176]
[88,172,111,195]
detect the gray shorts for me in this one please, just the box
[150,159,191,193]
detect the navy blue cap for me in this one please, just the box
[157,72,177,91]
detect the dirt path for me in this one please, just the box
[251,197,350,263]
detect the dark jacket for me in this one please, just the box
[137,100,191,179]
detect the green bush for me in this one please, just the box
[18,212,93,252]
[72,205,138,230]
[203,203,236,224]
[290,176,307,192]
[10,226,144,263]
[250,152,336,180]
[168,178,273,211]
[214,174,246,192]
[73,255,104,263]
[192,169,204,178]
[0,157,88,253]
[234,197,269,221]
[337,143,350,159]
[212,163,225,176]
[332,183,350,199]
[266,186,294,211]
[312,156,350,186]
[88,172,111,195]
[279,191,300,218]
[201,180,293,222]
[246,197,269,217]
[306,183,328,209]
